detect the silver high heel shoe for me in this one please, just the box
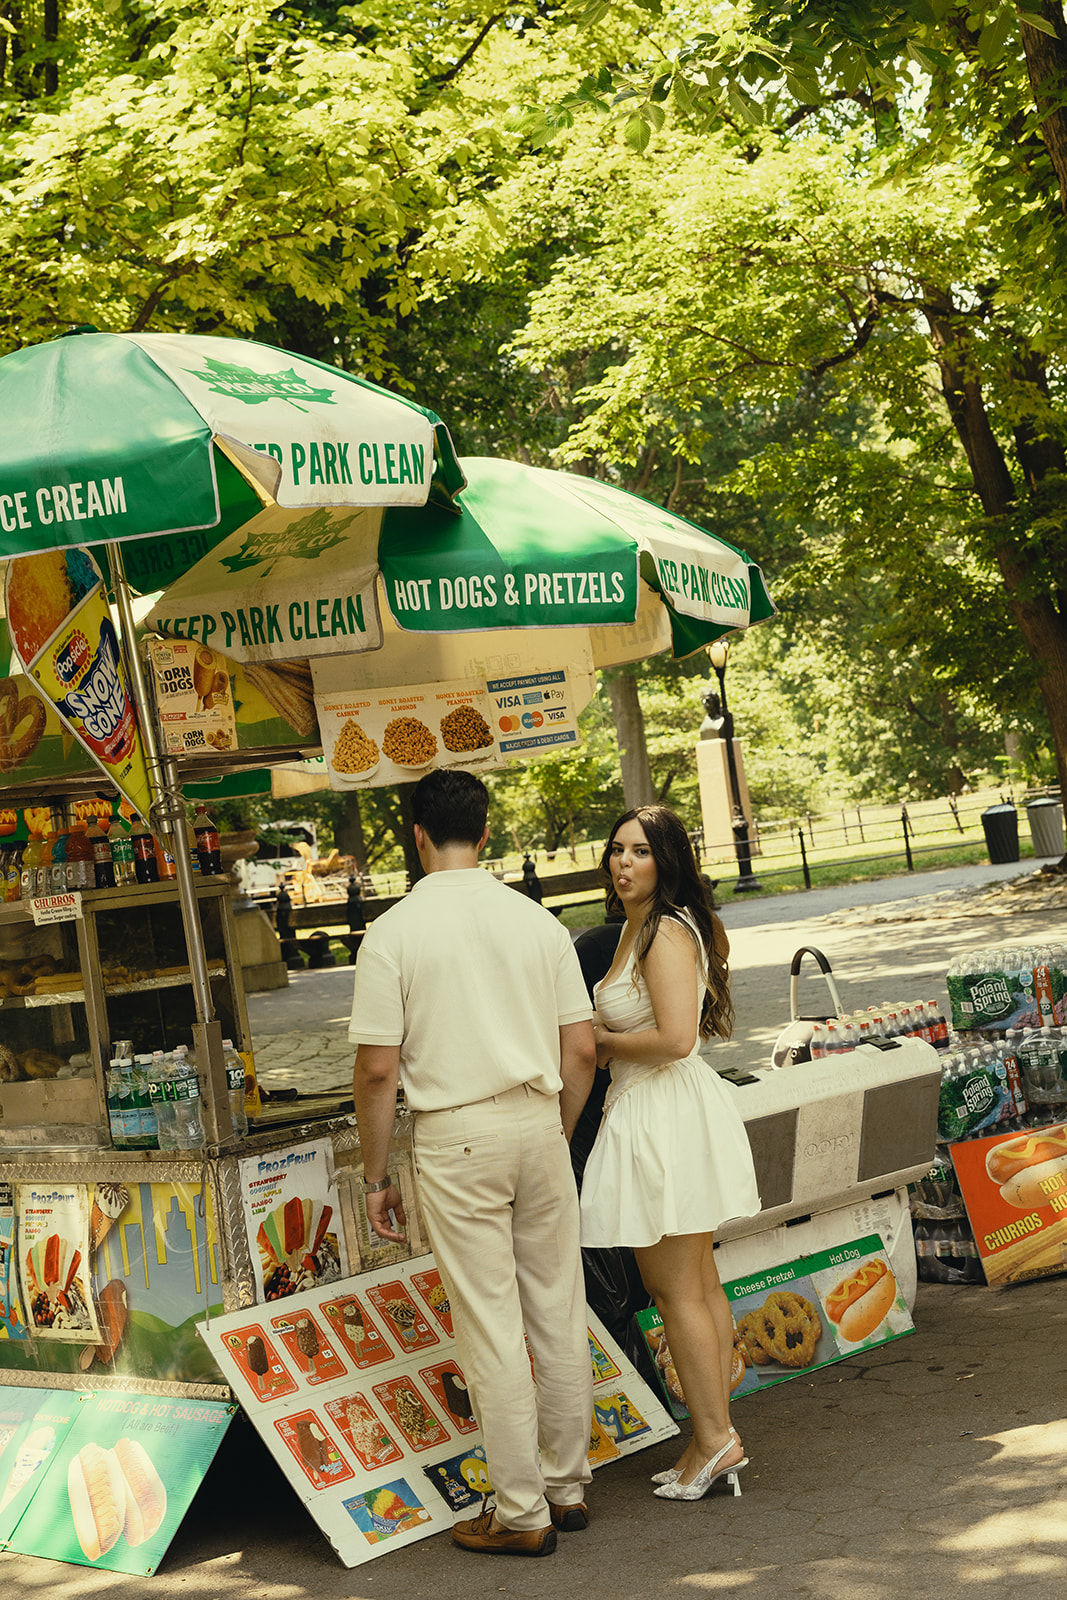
[652,1438,748,1501]
[651,1428,741,1486]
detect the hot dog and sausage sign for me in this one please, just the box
[950,1120,1067,1286]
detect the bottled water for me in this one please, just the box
[106,1061,138,1149]
[222,1039,248,1138]
[171,1048,206,1150]
[133,1054,158,1148]
[150,1051,178,1151]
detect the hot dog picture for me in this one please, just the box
[985,1124,1067,1210]
[67,1437,167,1561]
[823,1258,898,1344]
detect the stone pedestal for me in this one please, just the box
[234,904,289,992]
[696,739,755,863]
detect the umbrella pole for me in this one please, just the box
[105,542,232,1145]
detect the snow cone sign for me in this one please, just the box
[4,550,153,820]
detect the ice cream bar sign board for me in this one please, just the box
[198,1261,676,1569]
[238,1139,349,1303]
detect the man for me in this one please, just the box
[350,770,596,1558]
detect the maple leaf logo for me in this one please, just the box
[187,357,337,411]
[219,508,360,577]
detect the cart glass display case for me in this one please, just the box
[0,880,249,1149]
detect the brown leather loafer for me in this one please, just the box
[452,1506,556,1556]
[548,1500,590,1531]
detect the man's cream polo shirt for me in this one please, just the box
[349,868,592,1111]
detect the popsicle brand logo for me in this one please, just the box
[187,357,337,412]
[52,629,91,687]
[58,623,129,744]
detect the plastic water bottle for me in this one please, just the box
[132,1054,158,1148]
[171,1048,206,1150]
[150,1051,178,1151]
[222,1039,248,1137]
[107,1060,138,1149]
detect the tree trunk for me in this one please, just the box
[924,296,1067,798]
[1020,3,1067,212]
[334,792,369,873]
[396,782,424,885]
[604,672,656,808]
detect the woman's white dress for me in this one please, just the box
[579,923,761,1249]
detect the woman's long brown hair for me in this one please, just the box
[599,804,733,1041]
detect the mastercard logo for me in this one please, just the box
[498,715,521,733]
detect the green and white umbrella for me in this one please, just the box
[0,328,462,569]
[144,455,775,672]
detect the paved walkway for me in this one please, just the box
[249,856,1067,1091]
[3,1272,1064,1597]
[4,855,1067,1594]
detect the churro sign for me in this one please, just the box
[4,550,153,820]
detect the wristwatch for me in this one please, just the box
[362,1175,392,1194]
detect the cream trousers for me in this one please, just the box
[413,1081,593,1530]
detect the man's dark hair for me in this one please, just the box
[412,769,489,847]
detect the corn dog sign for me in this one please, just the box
[4,550,153,820]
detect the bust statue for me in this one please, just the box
[699,685,727,740]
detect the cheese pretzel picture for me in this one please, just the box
[824,1258,897,1344]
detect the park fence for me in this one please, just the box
[697,785,1062,891]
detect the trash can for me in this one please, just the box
[981,804,1019,865]
[1026,797,1065,858]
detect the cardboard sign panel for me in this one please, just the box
[200,1257,677,1568]
[951,1120,1067,1285]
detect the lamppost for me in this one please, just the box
[706,641,762,893]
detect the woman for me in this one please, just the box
[580,805,760,1501]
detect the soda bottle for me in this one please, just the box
[809,1021,826,1059]
[192,807,222,876]
[65,823,95,890]
[170,1048,206,1150]
[185,819,201,876]
[222,1039,248,1137]
[108,818,137,887]
[149,1052,178,1151]
[2,847,19,902]
[130,816,160,884]
[154,829,177,881]
[86,820,116,888]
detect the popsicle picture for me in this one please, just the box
[256,1196,337,1299]
[24,1232,91,1332]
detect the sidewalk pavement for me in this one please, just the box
[248,856,1067,1090]
[3,1272,1064,1598]
[3,856,1066,1595]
